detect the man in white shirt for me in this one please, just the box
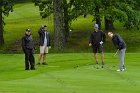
[37,25,51,65]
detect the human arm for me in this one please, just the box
[116,34,124,49]
[21,37,26,53]
[89,33,93,46]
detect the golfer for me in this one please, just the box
[37,25,51,65]
[21,28,35,70]
[108,32,126,72]
[89,24,106,68]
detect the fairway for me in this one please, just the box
[0,0,140,93]
[0,53,140,93]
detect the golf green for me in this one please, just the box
[0,53,139,93]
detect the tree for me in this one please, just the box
[85,0,103,29]
[34,0,86,41]
[33,0,88,50]
[86,0,140,30]
[102,0,140,30]
[53,0,65,50]
[102,0,115,31]
[0,0,14,46]
[0,1,3,46]
[33,0,140,50]
[34,0,65,50]
[134,0,140,10]
[83,0,139,30]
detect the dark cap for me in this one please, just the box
[26,28,31,32]
[41,25,47,29]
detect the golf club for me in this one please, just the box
[113,49,119,57]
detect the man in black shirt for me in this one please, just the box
[108,32,126,72]
[21,29,35,70]
[89,24,106,68]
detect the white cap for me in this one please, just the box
[94,24,99,28]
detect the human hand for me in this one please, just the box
[49,46,51,49]
[100,41,103,45]
[89,43,92,47]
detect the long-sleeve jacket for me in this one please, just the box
[89,30,106,46]
[112,34,126,50]
[38,29,51,46]
[21,35,34,52]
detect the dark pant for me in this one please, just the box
[24,49,35,70]
[92,45,103,53]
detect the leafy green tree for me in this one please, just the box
[34,0,85,41]
[83,0,103,29]
[0,0,14,46]
[34,0,65,50]
[102,0,140,30]
[33,0,140,50]
[83,0,139,30]
[86,0,140,30]
[33,0,89,50]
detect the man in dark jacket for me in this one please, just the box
[21,29,35,70]
[37,25,51,65]
[108,32,126,72]
[89,24,106,68]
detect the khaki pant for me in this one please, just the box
[40,46,49,54]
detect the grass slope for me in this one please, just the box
[1,3,140,53]
[2,3,54,53]
[0,53,140,93]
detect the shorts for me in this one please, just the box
[40,46,49,54]
[92,45,103,53]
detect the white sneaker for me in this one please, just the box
[116,69,124,72]
[123,68,126,70]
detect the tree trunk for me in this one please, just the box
[95,6,101,29]
[63,0,69,42]
[53,0,65,51]
[0,3,4,46]
[105,16,114,31]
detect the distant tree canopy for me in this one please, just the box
[34,0,140,31]
[134,0,140,10]
[33,0,140,50]
[82,0,140,30]
[33,0,86,40]
[0,0,14,46]
[33,0,89,50]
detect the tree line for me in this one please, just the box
[0,0,140,50]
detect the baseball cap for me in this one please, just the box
[94,24,99,28]
[41,25,47,28]
[26,28,31,32]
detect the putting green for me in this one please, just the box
[0,53,140,93]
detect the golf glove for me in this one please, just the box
[100,41,103,45]
[89,43,92,47]
[49,46,51,49]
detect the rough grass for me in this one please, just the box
[1,3,140,53]
[0,53,140,93]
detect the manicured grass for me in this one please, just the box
[0,53,140,93]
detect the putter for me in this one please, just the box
[113,49,119,57]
